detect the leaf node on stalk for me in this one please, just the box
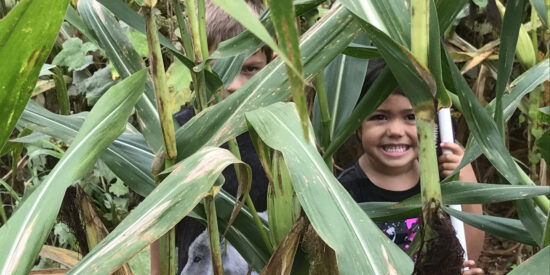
[413,199,464,275]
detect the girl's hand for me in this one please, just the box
[438,142,464,178]
[462,260,484,274]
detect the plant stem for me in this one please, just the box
[145,7,178,160]
[205,195,223,275]
[172,0,195,61]
[145,6,178,275]
[197,0,209,59]
[52,67,70,116]
[184,0,208,112]
[411,0,429,66]
[315,73,331,152]
[227,138,273,253]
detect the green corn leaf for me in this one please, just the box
[313,34,370,142]
[174,4,361,161]
[64,5,98,45]
[397,182,550,207]
[0,0,70,151]
[515,199,547,247]
[68,146,251,274]
[245,102,413,275]
[338,0,410,46]
[443,206,537,246]
[444,59,550,181]
[494,0,528,133]
[508,245,550,274]
[0,69,147,275]
[78,0,163,153]
[529,0,548,26]
[436,0,468,32]
[17,101,156,197]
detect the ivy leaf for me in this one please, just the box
[109,180,129,197]
[53,222,76,249]
[52,37,98,71]
[126,29,149,58]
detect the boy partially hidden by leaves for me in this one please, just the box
[150,1,274,274]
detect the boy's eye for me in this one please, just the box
[405,114,415,120]
[241,65,260,76]
[368,114,386,121]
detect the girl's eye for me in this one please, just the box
[368,114,386,121]
[405,114,415,120]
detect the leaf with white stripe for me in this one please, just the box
[0,69,147,275]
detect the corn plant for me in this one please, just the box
[0,0,549,274]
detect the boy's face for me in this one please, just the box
[360,94,418,171]
[221,50,268,98]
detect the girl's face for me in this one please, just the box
[360,94,418,172]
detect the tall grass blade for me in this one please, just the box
[0,0,69,150]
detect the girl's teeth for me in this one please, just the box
[383,145,407,152]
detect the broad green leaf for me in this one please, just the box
[174,4,361,161]
[355,17,434,106]
[529,0,548,25]
[515,199,546,247]
[338,0,410,46]
[427,0,451,107]
[313,34,370,141]
[443,206,537,246]
[68,147,251,274]
[0,0,70,151]
[508,245,550,274]
[0,69,147,275]
[396,182,550,207]
[493,0,528,132]
[443,49,541,188]
[64,5,98,45]
[444,59,550,181]
[436,0,468,31]
[52,37,98,71]
[17,101,156,197]
[78,0,162,153]
[245,102,413,275]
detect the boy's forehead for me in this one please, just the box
[243,50,268,64]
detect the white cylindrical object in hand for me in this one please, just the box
[437,108,454,155]
[438,108,468,263]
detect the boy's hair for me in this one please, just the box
[205,0,264,50]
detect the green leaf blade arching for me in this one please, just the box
[68,147,251,274]
[0,0,70,150]
[174,4,361,161]
[0,69,147,275]
[245,103,413,275]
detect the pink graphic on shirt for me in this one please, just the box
[404,218,419,251]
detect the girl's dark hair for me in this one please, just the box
[360,59,404,98]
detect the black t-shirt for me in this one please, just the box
[337,162,421,250]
